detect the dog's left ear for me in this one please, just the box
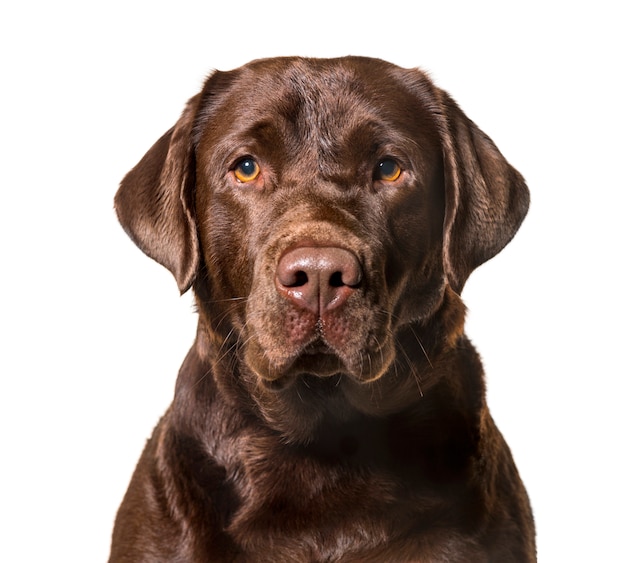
[115,95,201,294]
[437,91,530,294]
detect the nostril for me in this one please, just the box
[291,271,308,287]
[329,271,346,288]
[276,262,310,288]
[335,262,361,288]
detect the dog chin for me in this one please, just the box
[263,371,345,393]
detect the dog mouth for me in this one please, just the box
[248,333,395,392]
[258,341,348,387]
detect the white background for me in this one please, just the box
[1,1,623,561]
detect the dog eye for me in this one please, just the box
[233,158,261,183]
[374,159,402,182]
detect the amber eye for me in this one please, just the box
[233,157,260,183]
[375,158,402,182]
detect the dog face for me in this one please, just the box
[115,57,528,441]
[195,59,446,380]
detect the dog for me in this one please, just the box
[109,56,535,562]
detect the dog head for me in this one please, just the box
[115,57,528,439]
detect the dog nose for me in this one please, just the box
[275,247,362,315]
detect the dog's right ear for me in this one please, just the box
[114,94,201,294]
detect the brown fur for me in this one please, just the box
[110,56,535,562]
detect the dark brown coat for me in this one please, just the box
[110,56,535,562]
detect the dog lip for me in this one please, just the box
[261,376,295,391]
[290,349,345,376]
[266,345,347,382]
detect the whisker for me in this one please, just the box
[370,333,386,376]
[215,326,237,358]
[206,296,248,304]
[296,388,305,404]
[215,336,240,366]
[194,368,214,388]
[211,299,247,334]
[394,332,424,398]
[357,351,364,380]
[376,307,433,370]
[407,324,432,368]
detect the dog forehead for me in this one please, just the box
[236,56,399,106]
[205,59,380,132]
[195,57,438,163]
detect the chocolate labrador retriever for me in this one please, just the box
[110,56,535,562]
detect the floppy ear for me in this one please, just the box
[437,91,530,294]
[114,95,201,294]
